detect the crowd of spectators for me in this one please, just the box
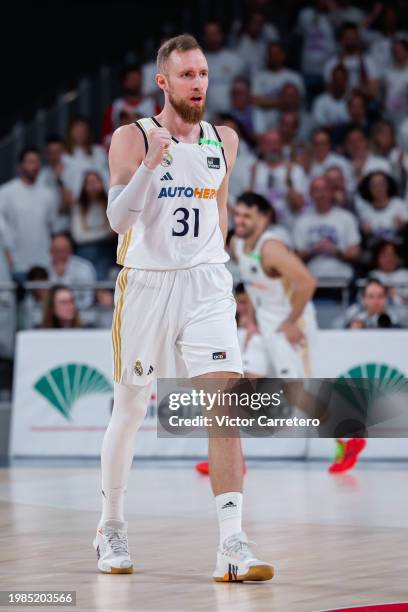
[0,0,408,343]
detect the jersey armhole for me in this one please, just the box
[135,121,149,154]
[211,124,228,174]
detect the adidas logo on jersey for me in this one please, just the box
[160,172,173,181]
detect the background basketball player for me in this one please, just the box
[231,192,318,378]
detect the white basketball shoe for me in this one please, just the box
[213,531,274,582]
[93,519,133,574]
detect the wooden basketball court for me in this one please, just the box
[0,461,407,612]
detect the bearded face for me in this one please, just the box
[168,89,206,124]
[158,49,209,124]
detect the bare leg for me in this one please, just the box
[196,371,243,495]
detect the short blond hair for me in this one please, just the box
[157,34,203,74]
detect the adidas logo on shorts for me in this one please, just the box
[213,351,227,360]
[160,172,173,181]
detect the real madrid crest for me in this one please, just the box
[161,150,173,167]
[134,359,143,376]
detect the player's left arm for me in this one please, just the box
[262,239,317,344]
[215,126,239,242]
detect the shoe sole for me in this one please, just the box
[213,564,274,582]
[98,565,134,574]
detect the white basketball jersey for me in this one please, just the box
[116,117,229,270]
[235,230,294,321]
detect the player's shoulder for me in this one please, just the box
[215,125,239,167]
[262,228,293,249]
[111,122,142,142]
[109,122,146,157]
[0,177,20,195]
[215,125,239,148]
[260,234,289,257]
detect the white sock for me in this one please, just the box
[100,487,126,524]
[215,492,243,546]
[99,382,151,526]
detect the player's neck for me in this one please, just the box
[155,108,201,144]
[244,228,265,253]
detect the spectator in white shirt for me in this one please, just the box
[294,176,361,281]
[383,39,408,125]
[343,126,392,185]
[340,279,401,329]
[0,215,14,359]
[202,22,243,116]
[295,0,336,99]
[327,0,366,30]
[324,22,380,100]
[372,119,398,162]
[250,129,309,229]
[230,78,266,138]
[71,172,115,280]
[324,165,352,209]
[48,232,96,310]
[309,127,354,187]
[345,90,370,134]
[251,42,305,129]
[65,117,109,196]
[356,171,408,244]
[0,213,12,287]
[235,11,279,74]
[279,111,308,161]
[332,89,371,146]
[370,240,408,308]
[21,266,49,330]
[214,114,256,204]
[277,83,313,142]
[102,64,157,147]
[0,148,57,280]
[368,5,402,79]
[38,134,77,231]
[371,120,407,191]
[312,63,349,128]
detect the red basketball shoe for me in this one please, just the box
[328,438,367,474]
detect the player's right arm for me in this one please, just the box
[107,124,171,234]
[262,239,317,346]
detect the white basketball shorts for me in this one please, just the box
[237,329,269,377]
[257,304,318,378]
[112,263,243,386]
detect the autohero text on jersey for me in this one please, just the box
[158,186,218,199]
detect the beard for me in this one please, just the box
[169,91,206,124]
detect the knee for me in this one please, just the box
[110,382,151,431]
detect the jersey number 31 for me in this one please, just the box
[172,207,200,237]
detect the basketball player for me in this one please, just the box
[93,35,273,582]
[231,192,318,378]
[195,193,317,475]
[231,204,366,474]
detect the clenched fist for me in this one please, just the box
[144,127,172,170]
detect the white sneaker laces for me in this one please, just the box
[225,537,256,561]
[106,529,129,555]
